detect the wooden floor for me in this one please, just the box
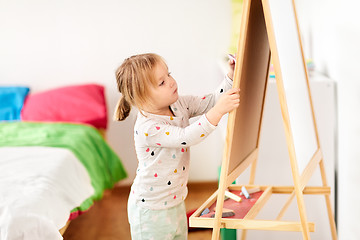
[63,182,218,240]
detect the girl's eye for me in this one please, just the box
[159,81,165,86]
[168,72,171,77]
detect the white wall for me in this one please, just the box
[295,0,360,239]
[0,0,232,185]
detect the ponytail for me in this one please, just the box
[113,96,131,121]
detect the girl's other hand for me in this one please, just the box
[227,54,236,80]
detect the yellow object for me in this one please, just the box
[229,0,243,54]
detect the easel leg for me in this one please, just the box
[212,186,225,240]
[212,157,230,240]
[249,157,258,185]
[212,226,221,240]
[294,185,311,239]
[319,160,338,239]
[241,229,248,240]
[287,148,311,239]
[240,159,259,240]
[276,191,295,220]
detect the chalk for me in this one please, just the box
[221,208,234,213]
[225,190,242,202]
[240,187,261,196]
[210,212,235,218]
[241,186,250,199]
[210,208,235,218]
[200,208,210,216]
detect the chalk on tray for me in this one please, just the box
[210,212,235,218]
[225,190,242,202]
[200,208,210,216]
[240,187,261,196]
[210,208,235,218]
[241,186,250,199]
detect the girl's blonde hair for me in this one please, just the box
[114,53,166,121]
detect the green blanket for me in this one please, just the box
[0,122,127,212]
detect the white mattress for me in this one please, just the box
[0,146,95,240]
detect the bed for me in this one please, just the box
[0,84,127,240]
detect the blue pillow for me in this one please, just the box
[0,86,30,121]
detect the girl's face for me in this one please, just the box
[147,62,178,114]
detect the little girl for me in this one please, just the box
[114,53,239,240]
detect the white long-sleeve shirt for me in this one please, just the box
[130,75,233,210]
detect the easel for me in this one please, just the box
[189,0,337,239]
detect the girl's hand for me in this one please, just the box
[206,88,240,126]
[215,88,240,115]
[227,54,236,80]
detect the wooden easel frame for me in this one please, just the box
[189,0,337,239]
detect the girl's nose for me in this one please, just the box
[170,78,175,88]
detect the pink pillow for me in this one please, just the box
[21,84,108,129]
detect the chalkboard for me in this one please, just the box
[227,0,318,177]
[226,0,270,177]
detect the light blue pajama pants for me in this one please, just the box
[127,197,188,240]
